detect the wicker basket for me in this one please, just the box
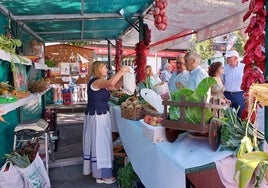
[140,119,167,143]
[120,96,144,120]
[121,106,144,121]
[143,104,163,117]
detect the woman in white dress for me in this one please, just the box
[83,61,129,184]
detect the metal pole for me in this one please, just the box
[139,17,144,42]
[107,40,112,78]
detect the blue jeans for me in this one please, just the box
[224,91,245,118]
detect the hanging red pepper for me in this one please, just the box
[134,41,147,83]
[240,0,265,121]
[115,39,123,72]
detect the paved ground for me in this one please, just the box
[48,110,119,188]
[49,164,118,188]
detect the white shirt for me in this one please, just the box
[161,70,172,82]
[223,62,245,92]
[186,66,208,91]
[168,70,190,92]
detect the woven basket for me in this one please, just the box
[140,120,167,143]
[120,96,144,120]
[143,104,163,117]
[121,106,144,121]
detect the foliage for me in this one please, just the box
[169,77,216,123]
[45,59,56,67]
[233,31,247,55]
[0,35,23,70]
[0,35,22,54]
[191,36,214,60]
[214,107,264,153]
[117,162,139,188]
[4,151,31,168]
[214,98,266,188]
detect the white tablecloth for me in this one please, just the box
[111,105,233,188]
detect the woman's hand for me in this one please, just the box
[120,66,130,73]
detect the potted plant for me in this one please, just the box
[117,162,142,188]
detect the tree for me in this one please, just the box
[191,36,214,61]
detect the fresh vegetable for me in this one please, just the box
[115,39,123,72]
[213,107,264,153]
[4,151,31,168]
[0,35,23,70]
[153,0,168,31]
[241,0,265,121]
[169,77,216,123]
[134,41,147,83]
[117,94,131,105]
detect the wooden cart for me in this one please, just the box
[162,97,227,151]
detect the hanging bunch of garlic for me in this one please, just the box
[153,0,168,31]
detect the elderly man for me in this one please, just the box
[168,54,189,92]
[184,51,208,90]
[223,50,245,118]
[160,62,172,82]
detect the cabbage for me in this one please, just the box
[169,77,216,123]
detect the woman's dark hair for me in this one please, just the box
[208,62,223,77]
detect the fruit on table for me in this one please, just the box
[144,115,163,126]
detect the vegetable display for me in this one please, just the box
[214,107,264,152]
[169,77,216,123]
[4,140,40,168]
[153,0,168,31]
[134,41,147,83]
[240,0,265,121]
[115,39,123,72]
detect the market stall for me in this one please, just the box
[111,105,232,188]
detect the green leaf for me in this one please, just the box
[237,136,253,157]
[235,152,268,188]
[169,77,215,123]
[194,77,217,99]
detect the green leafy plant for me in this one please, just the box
[0,34,24,70]
[169,77,216,123]
[117,162,139,188]
[233,100,267,188]
[214,98,266,187]
[191,36,214,61]
[214,107,264,153]
[45,59,56,67]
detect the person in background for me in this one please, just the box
[184,51,208,91]
[83,61,130,184]
[223,50,245,118]
[208,61,230,104]
[160,63,172,82]
[145,65,161,88]
[168,54,189,92]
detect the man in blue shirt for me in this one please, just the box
[184,51,208,91]
[168,54,189,92]
[223,50,245,118]
[160,63,172,82]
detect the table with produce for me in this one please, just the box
[109,75,267,188]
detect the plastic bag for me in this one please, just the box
[122,67,136,95]
[17,154,51,188]
[0,161,25,188]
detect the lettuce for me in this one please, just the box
[169,77,216,123]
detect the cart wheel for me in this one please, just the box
[208,119,221,151]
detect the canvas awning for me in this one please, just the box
[0,0,249,51]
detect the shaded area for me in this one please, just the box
[49,164,117,188]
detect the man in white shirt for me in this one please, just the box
[160,63,172,82]
[168,54,189,92]
[223,50,245,118]
[184,51,208,91]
